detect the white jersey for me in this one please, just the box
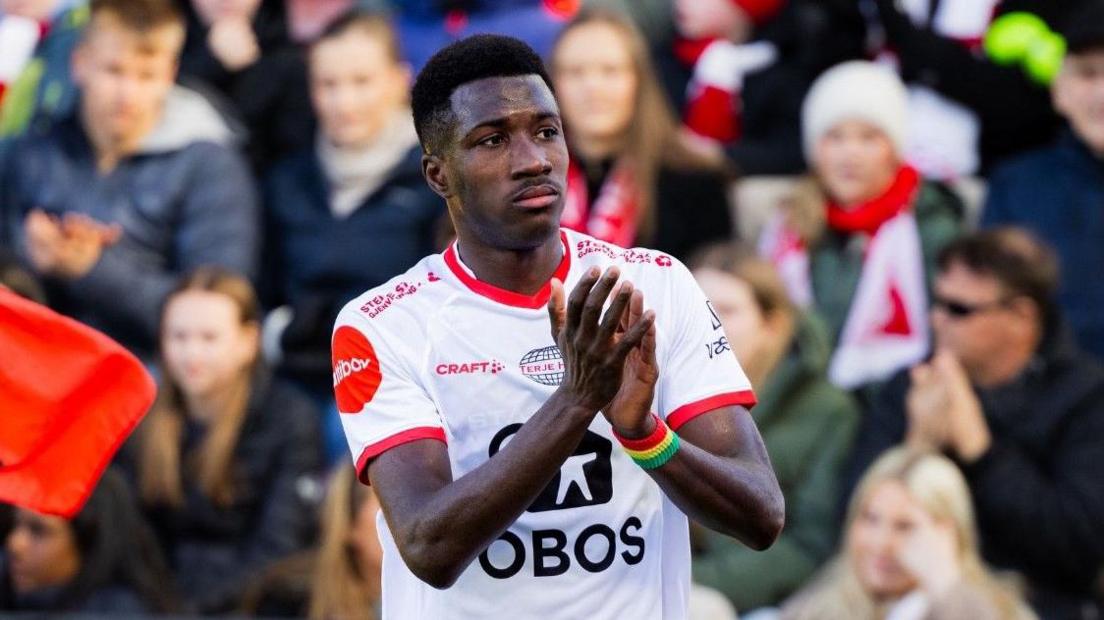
[332,229,755,620]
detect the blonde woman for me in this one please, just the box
[130,267,322,614]
[551,8,733,259]
[243,464,382,619]
[779,448,1033,620]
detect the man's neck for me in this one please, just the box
[80,106,145,174]
[454,230,564,296]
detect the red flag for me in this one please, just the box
[0,288,155,517]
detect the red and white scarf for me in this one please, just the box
[561,158,639,248]
[760,166,930,388]
[677,37,777,144]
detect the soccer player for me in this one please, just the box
[331,34,784,618]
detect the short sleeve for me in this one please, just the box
[331,312,445,481]
[657,261,756,431]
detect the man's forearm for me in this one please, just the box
[649,441,784,550]
[373,389,598,588]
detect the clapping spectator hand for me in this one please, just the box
[897,501,962,599]
[24,209,122,280]
[906,350,992,462]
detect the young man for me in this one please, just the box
[983,1,1104,360]
[331,35,783,618]
[849,228,1104,619]
[0,0,257,358]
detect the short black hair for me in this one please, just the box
[411,34,553,154]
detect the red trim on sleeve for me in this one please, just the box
[666,390,757,431]
[355,426,447,484]
[443,230,571,309]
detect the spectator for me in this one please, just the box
[0,0,87,137]
[657,0,865,176]
[263,11,442,401]
[242,464,382,619]
[0,468,179,615]
[982,2,1104,360]
[849,228,1104,619]
[863,0,1073,178]
[551,9,734,259]
[126,267,322,613]
[179,0,313,172]
[759,61,962,397]
[689,244,858,612]
[0,0,259,360]
[781,448,1034,620]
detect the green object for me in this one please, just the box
[984,12,1050,65]
[1025,31,1067,85]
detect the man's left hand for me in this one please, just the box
[24,210,121,280]
[933,350,992,463]
[604,285,659,438]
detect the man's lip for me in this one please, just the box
[512,184,560,201]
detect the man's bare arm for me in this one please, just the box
[366,267,654,589]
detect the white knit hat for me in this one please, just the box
[801,60,909,163]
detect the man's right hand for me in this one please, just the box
[547,266,655,413]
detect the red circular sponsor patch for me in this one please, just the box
[331,326,382,413]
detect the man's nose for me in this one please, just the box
[510,135,552,178]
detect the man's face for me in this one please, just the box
[929,262,1022,381]
[310,30,410,149]
[72,13,182,150]
[1053,49,1104,157]
[432,75,568,251]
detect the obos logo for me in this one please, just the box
[519,346,565,386]
[331,326,382,413]
[479,424,645,578]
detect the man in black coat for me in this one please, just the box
[848,228,1104,620]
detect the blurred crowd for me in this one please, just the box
[1,0,1103,618]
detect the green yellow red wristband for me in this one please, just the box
[614,414,680,470]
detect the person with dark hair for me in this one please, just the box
[263,10,443,418]
[332,33,783,618]
[847,228,1104,619]
[550,9,734,260]
[178,0,313,172]
[0,0,259,361]
[125,266,323,613]
[982,0,1104,361]
[0,468,178,614]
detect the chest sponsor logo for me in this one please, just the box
[435,360,505,375]
[331,326,382,413]
[479,424,644,578]
[519,346,565,386]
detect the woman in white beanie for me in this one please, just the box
[759,60,963,401]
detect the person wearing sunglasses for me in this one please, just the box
[845,226,1104,620]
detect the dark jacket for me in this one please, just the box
[848,323,1104,619]
[133,374,323,614]
[262,145,444,390]
[573,155,734,260]
[0,95,259,359]
[693,314,858,610]
[179,0,313,173]
[982,130,1104,361]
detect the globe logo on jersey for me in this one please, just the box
[519,346,565,386]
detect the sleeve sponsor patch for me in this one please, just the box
[332,325,383,413]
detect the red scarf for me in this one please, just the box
[826,165,920,236]
[561,158,639,248]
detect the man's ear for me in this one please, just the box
[422,153,452,200]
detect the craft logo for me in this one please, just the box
[519,346,565,386]
[331,326,382,413]
[435,360,505,375]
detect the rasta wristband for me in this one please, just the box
[614,414,680,470]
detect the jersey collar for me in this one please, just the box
[444,230,572,309]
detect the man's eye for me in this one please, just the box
[537,127,560,139]
[479,134,505,146]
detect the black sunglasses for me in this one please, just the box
[932,295,1008,318]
